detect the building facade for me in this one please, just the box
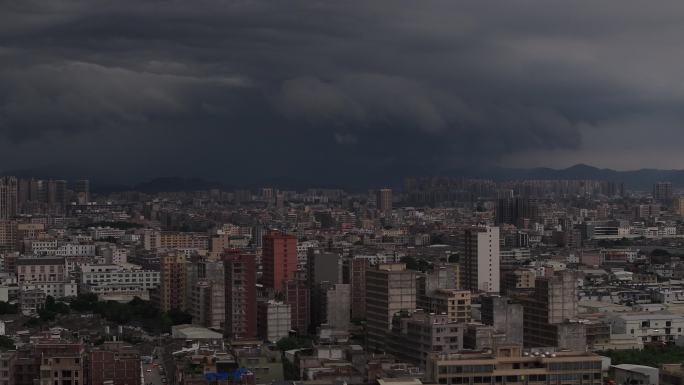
[462,227,500,293]
[365,263,416,352]
[425,345,603,385]
[262,231,297,293]
[223,252,257,340]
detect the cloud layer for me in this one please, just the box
[1,0,684,185]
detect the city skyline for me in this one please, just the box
[5,2,684,385]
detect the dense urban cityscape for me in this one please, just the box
[0,176,680,385]
[6,1,684,385]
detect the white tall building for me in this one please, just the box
[258,300,291,343]
[462,226,500,293]
[79,264,160,290]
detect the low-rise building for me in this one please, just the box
[610,313,684,344]
[425,344,604,385]
[613,364,659,385]
[79,264,160,291]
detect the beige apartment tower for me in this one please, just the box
[462,226,500,293]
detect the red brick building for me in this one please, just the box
[89,342,141,385]
[262,231,297,293]
[285,270,310,334]
[223,251,257,340]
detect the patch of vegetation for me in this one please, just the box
[0,301,18,315]
[0,336,15,350]
[276,336,313,351]
[600,345,684,367]
[400,256,431,272]
[38,296,71,322]
[65,294,191,333]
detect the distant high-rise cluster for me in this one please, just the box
[0,177,90,218]
[0,176,17,219]
[404,176,624,205]
[654,181,673,203]
[375,188,392,212]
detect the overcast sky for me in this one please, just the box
[2,1,684,186]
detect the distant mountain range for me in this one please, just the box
[118,165,684,192]
[476,164,684,190]
[133,177,230,193]
[4,164,684,192]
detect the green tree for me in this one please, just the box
[0,336,14,350]
[276,336,312,351]
[69,293,99,312]
[0,301,18,315]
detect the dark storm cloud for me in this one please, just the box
[1,0,683,185]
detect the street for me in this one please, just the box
[143,362,163,385]
[143,348,166,385]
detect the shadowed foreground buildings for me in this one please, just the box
[11,339,141,385]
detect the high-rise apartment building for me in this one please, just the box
[365,263,416,351]
[0,176,17,219]
[0,220,17,252]
[257,300,291,343]
[325,283,351,330]
[159,252,187,312]
[74,179,90,204]
[308,250,343,328]
[516,270,584,349]
[480,295,524,345]
[223,251,257,340]
[262,230,297,292]
[187,258,225,330]
[285,270,310,334]
[654,181,673,203]
[46,180,67,213]
[496,197,537,225]
[376,188,392,212]
[307,250,342,285]
[343,257,369,320]
[675,196,684,216]
[462,227,500,293]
